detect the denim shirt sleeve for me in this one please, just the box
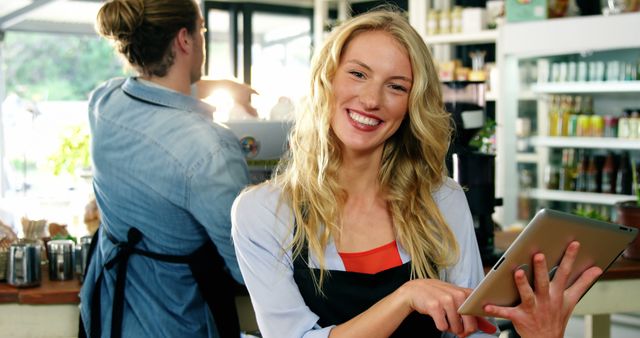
[187,138,249,284]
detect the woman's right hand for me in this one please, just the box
[399,279,496,337]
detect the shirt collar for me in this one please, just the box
[122,77,215,119]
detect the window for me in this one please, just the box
[205,2,312,120]
[0,31,128,237]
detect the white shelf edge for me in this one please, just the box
[527,188,635,205]
[486,91,497,101]
[529,136,640,150]
[531,81,640,94]
[516,153,538,163]
[518,91,536,100]
[424,29,498,45]
[502,12,640,58]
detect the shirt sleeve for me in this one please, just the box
[188,138,250,284]
[436,179,499,338]
[231,186,334,338]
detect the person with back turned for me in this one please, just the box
[79,0,255,337]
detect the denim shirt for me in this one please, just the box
[80,77,249,338]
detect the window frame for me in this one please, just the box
[203,1,314,85]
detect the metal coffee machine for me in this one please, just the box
[442,81,502,265]
[224,120,292,184]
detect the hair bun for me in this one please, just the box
[95,0,145,43]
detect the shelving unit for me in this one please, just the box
[498,12,640,228]
[527,188,635,205]
[531,81,640,94]
[528,136,640,150]
[407,1,507,223]
[423,29,498,45]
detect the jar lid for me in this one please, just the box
[47,239,75,252]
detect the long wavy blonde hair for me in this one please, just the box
[273,9,459,287]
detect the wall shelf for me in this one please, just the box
[529,136,640,150]
[527,188,635,205]
[516,152,538,163]
[424,29,498,45]
[498,12,640,227]
[531,81,640,94]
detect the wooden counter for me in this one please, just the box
[0,231,638,305]
[0,231,638,338]
[0,268,80,305]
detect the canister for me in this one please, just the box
[47,239,75,281]
[7,241,42,287]
[76,235,92,282]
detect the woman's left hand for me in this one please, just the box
[483,241,602,338]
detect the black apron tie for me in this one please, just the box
[88,227,240,338]
[106,228,142,338]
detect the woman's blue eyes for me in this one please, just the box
[348,71,408,93]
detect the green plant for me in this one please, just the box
[469,118,497,154]
[573,207,609,222]
[48,125,90,176]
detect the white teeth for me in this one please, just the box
[348,111,380,126]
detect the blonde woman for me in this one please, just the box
[231,9,601,338]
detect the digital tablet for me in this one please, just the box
[458,208,638,317]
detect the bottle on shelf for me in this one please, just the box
[604,115,619,138]
[587,154,599,193]
[560,95,574,136]
[618,109,631,139]
[548,95,560,136]
[629,110,639,139]
[577,95,594,137]
[616,151,632,195]
[601,151,617,194]
[583,96,594,115]
[518,169,534,220]
[575,149,590,192]
[427,10,439,36]
[544,151,561,190]
[568,95,582,137]
[559,148,576,191]
[594,155,605,193]
[451,6,462,34]
[439,8,451,34]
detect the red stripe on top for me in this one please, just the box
[338,240,403,274]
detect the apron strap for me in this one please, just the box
[89,227,240,338]
[107,228,142,338]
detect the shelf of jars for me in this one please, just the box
[526,188,635,206]
[529,136,640,150]
[424,29,498,45]
[531,81,640,94]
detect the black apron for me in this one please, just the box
[292,244,441,337]
[86,227,240,338]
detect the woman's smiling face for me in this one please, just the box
[330,30,413,157]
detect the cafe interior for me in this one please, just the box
[0,0,639,337]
